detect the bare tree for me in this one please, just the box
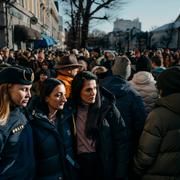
[60,0,125,48]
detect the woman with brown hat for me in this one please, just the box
[0,66,35,179]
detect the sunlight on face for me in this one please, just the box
[8,84,32,107]
[80,79,97,105]
[46,84,67,111]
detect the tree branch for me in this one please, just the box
[90,0,115,16]
[90,15,108,20]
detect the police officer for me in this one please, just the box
[0,66,35,179]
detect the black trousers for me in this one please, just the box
[77,152,103,180]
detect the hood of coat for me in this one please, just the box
[100,85,115,105]
[131,71,156,85]
[156,93,180,115]
[28,96,59,129]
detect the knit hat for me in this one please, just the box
[136,55,152,72]
[156,66,180,96]
[0,66,34,85]
[112,56,131,80]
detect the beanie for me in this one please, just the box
[156,66,180,96]
[112,56,131,80]
[136,55,152,72]
[0,66,34,85]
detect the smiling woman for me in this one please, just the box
[27,78,78,180]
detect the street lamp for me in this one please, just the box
[126,28,130,52]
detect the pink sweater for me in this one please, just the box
[76,105,96,154]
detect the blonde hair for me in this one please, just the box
[0,84,11,126]
[83,49,90,59]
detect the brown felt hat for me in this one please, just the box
[55,54,83,70]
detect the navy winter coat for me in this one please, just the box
[28,97,78,180]
[101,75,146,149]
[0,107,35,180]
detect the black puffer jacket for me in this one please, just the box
[63,87,130,180]
[134,93,180,180]
[0,107,35,180]
[98,87,130,180]
[28,98,77,180]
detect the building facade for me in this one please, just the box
[105,14,180,51]
[0,0,63,50]
[106,18,142,52]
[113,18,141,32]
[151,14,180,49]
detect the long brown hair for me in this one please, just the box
[0,84,11,125]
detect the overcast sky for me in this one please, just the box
[90,0,180,32]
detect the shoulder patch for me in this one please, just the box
[12,124,24,134]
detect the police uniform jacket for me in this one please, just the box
[0,107,35,180]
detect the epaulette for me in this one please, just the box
[12,124,24,134]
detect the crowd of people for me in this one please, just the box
[0,46,180,180]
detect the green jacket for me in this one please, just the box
[134,93,180,180]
